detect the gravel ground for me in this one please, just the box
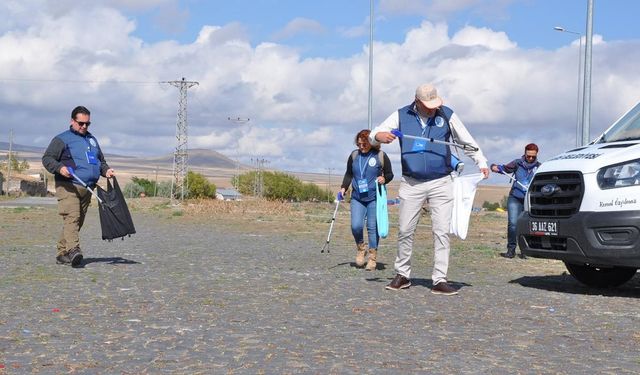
[1,200,639,374]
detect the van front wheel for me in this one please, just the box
[564,262,637,288]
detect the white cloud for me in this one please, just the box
[271,17,326,41]
[378,0,514,20]
[1,4,640,183]
[452,26,516,50]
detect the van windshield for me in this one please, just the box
[600,102,640,143]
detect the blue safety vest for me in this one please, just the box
[350,149,383,202]
[511,158,539,199]
[57,129,103,186]
[398,104,454,181]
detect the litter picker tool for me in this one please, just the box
[390,129,479,152]
[321,192,343,253]
[67,167,104,205]
[496,166,529,191]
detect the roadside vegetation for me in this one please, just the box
[0,152,30,173]
[234,171,332,202]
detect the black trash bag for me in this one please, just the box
[96,176,136,241]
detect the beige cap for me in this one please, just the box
[415,83,443,109]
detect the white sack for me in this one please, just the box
[450,173,484,240]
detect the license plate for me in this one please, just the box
[529,220,558,236]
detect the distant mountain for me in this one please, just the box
[0,142,44,153]
[0,142,240,170]
[113,148,239,169]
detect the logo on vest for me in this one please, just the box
[368,158,377,167]
[89,138,97,147]
[435,116,445,128]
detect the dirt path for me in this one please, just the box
[1,199,638,373]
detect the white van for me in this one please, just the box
[517,101,640,287]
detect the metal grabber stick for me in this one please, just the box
[321,192,343,253]
[496,166,529,191]
[390,129,479,151]
[67,166,104,205]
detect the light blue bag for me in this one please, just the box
[376,181,389,238]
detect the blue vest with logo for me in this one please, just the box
[57,129,103,187]
[351,149,382,202]
[511,158,539,199]
[398,104,454,181]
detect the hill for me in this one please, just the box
[1,143,510,206]
[124,148,239,169]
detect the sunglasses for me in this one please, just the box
[75,120,91,127]
[525,155,537,160]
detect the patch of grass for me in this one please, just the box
[1,265,59,285]
[152,202,171,211]
[171,210,183,217]
[454,244,497,258]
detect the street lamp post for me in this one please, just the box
[554,26,583,147]
[367,0,374,130]
[582,0,594,146]
[227,117,250,191]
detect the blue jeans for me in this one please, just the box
[350,198,379,249]
[507,195,524,251]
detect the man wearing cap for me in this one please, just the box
[370,84,489,295]
[42,106,115,267]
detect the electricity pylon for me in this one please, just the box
[167,77,198,203]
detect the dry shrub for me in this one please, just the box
[183,198,300,218]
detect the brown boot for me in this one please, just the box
[365,248,377,271]
[355,243,366,267]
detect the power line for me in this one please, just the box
[0,77,163,84]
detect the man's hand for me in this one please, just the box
[375,131,396,144]
[105,168,115,178]
[481,167,490,179]
[59,166,71,178]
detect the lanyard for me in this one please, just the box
[358,153,372,180]
[415,113,434,137]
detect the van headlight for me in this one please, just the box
[597,159,640,189]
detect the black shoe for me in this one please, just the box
[500,250,516,259]
[431,281,459,296]
[56,253,71,265]
[518,253,527,259]
[385,274,411,290]
[68,248,84,267]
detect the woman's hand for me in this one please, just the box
[376,176,385,184]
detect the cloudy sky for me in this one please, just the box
[1,0,640,184]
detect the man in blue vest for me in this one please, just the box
[371,84,489,295]
[42,106,115,267]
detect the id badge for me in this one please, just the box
[411,139,427,152]
[86,150,98,165]
[357,179,369,193]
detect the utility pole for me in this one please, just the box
[325,167,335,202]
[7,129,13,195]
[227,116,250,190]
[167,77,198,203]
[251,157,269,197]
[154,165,158,197]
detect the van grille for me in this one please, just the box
[529,172,583,218]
